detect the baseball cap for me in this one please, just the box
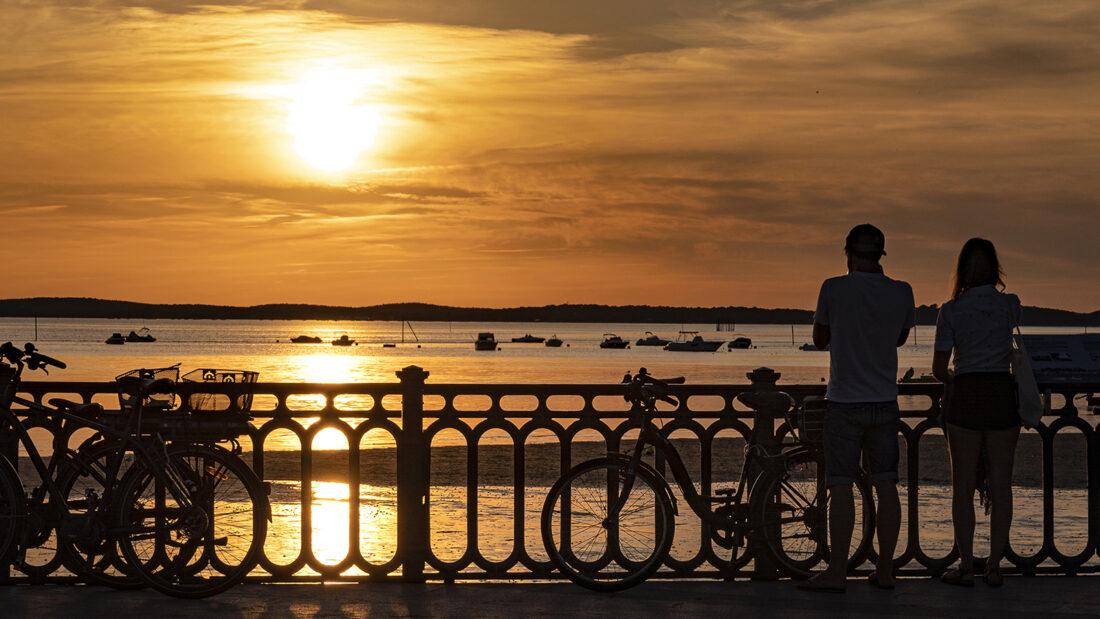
[845,223,886,256]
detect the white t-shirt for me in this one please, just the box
[934,285,1021,375]
[814,272,916,403]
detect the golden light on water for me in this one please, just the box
[299,352,361,384]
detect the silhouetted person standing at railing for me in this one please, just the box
[801,224,915,593]
[932,238,1021,588]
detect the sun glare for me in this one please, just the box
[287,68,381,173]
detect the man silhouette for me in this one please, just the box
[801,224,914,592]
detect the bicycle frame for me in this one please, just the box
[613,402,799,530]
[0,376,199,554]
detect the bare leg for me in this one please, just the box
[984,425,1020,570]
[873,480,900,585]
[804,483,854,589]
[946,423,982,573]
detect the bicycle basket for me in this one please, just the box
[795,397,827,446]
[116,365,180,410]
[181,368,258,412]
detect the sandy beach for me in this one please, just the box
[252,432,1088,489]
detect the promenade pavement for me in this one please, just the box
[2,576,1097,618]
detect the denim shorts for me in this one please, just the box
[824,400,901,487]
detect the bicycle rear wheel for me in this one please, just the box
[541,457,674,592]
[57,440,144,588]
[754,449,874,577]
[115,444,267,598]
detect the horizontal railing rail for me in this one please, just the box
[4,366,1097,584]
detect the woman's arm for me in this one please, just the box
[932,349,953,384]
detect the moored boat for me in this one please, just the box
[511,334,545,343]
[125,328,156,343]
[727,337,752,350]
[331,334,356,346]
[105,333,126,345]
[545,335,564,347]
[475,332,498,351]
[664,332,723,352]
[599,334,630,349]
[799,342,826,351]
[290,335,323,344]
[635,331,670,346]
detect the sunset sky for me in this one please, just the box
[3,1,1098,311]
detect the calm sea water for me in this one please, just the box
[3,318,1091,576]
[6,317,1082,384]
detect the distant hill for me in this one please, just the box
[0,297,1098,327]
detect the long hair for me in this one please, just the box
[951,238,1005,301]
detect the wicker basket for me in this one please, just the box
[795,397,827,446]
[181,369,259,412]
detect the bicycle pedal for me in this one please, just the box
[213,536,229,547]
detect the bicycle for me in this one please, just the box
[541,368,874,591]
[0,342,268,598]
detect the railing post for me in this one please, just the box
[396,365,430,582]
[739,367,786,581]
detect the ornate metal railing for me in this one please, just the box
[5,366,1098,583]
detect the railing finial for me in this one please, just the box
[746,366,781,385]
[396,365,430,383]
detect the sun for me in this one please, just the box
[286,68,381,173]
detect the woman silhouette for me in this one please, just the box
[932,238,1021,587]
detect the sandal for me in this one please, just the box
[983,567,1003,588]
[867,571,895,590]
[940,567,975,587]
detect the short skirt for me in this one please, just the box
[944,372,1020,431]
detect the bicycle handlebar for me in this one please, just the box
[623,368,683,408]
[1,342,67,373]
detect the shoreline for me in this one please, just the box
[4,298,1098,326]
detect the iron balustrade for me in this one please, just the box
[3,366,1097,583]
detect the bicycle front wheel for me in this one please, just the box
[115,444,267,598]
[753,449,874,577]
[541,457,674,592]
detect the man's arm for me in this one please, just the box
[898,284,915,348]
[813,323,830,350]
[812,281,830,350]
[896,328,910,348]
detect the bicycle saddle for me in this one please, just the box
[48,398,105,418]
